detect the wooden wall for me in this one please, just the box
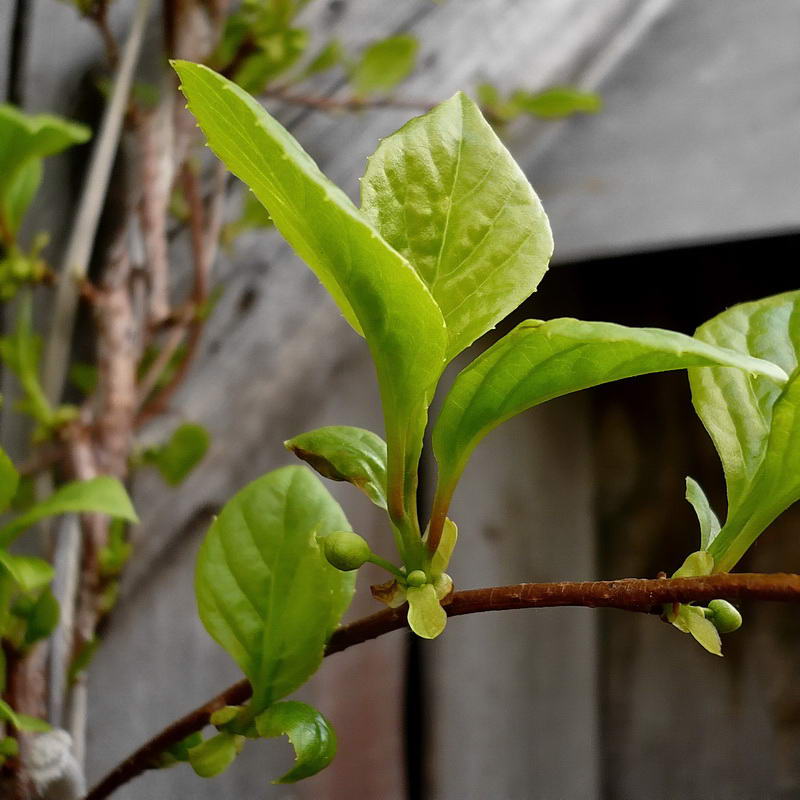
[3,1,799,798]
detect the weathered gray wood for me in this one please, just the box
[0,0,15,99]
[426,395,598,800]
[526,0,800,262]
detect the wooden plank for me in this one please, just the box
[524,0,800,262]
[425,395,599,799]
[0,0,16,99]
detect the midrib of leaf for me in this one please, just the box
[431,110,465,287]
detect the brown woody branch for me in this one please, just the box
[262,87,435,114]
[85,572,800,800]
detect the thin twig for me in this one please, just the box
[85,572,800,800]
[263,86,435,113]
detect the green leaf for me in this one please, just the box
[188,732,244,778]
[0,476,138,547]
[0,104,90,237]
[406,582,447,639]
[0,292,53,425]
[143,422,210,486]
[22,587,60,646]
[68,362,99,395]
[174,61,447,531]
[362,92,553,363]
[0,551,54,593]
[510,87,601,119]
[0,736,18,758]
[0,446,19,513]
[350,35,418,96]
[234,28,309,93]
[685,477,721,550]
[194,466,355,713]
[285,425,387,509]
[0,699,52,732]
[433,317,787,504]
[690,291,800,571]
[255,701,337,783]
[670,604,722,656]
[301,39,343,79]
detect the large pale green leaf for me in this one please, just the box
[194,466,355,713]
[285,425,387,509]
[174,62,447,523]
[0,447,19,513]
[0,476,138,547]
[434,317,787,499]
[255,701,337,783]
[362,92,553,363]
[0,104,90,235]
[690,291,800,571]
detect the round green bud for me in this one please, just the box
[707,599,742,634]
[323,531,371,571]
[406,570,427,588]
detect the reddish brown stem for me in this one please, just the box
[85,572,800,800]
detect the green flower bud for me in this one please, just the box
[406,569,427,588]
[706,599,742,634]
[323,531,371,571]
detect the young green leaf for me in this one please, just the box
[0,699,52,732]
[406,583,447,639]
[143,422,210,486]
[685,477,721,551]
[0,104,90,238]
[22,587,60,646]
[0,476,138,547]
[194,466,356,714]
[350,35,418,96]
[174,61,447,532]
[0,446,19,513]
[285,425,387,509]
[669,605,722,656]
[672,550,714,579]
[690,291,800,571]
[255,701,337,783]
[0,551,54,593]
[188,732,244,778]
[300,39,343,79]
[509,87,602,119]
[433,317,787,511]
[0,292,54,426]
[362,92,553,363]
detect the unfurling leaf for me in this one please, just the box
[433,317,787,507]
[0,476,138,547]
[426,517,457,578]
[285,426,388,509]
[669,605,722,657]
[672,550,714,579]
[255,701,337,783]
[685,477,721,551]
[188,732,244,778]
[350,35,418,96]
[690,291,800,571]
[362,91,552,363]
[194,466,355,714]
[406,583,447,639]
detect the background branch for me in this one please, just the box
[85,572,800,800]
